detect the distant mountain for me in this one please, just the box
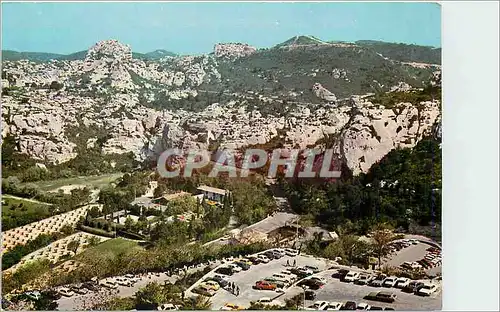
[1,50,63,62]
[355,40,441,64]
[274,35,328,48]
[2,49,177,62]
[143,49,177,59]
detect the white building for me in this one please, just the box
[196,185,229,203]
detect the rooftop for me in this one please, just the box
[197,185,228,195]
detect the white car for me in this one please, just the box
[115,277,134,287]
[257,254,270,263]
[158,303,179,311]
[297,267,314,275]
[227,263,242,272]
[58,288,74,297]
[100,280,118,289]
[256,297,282,306]
[311,301,329,310]
[125,274,140,282]
[417,283,438,296]
[281,270,298,281]
[394,277,410,288]
[273,273,292,283]
[344,271,360,282]
[285,248,299,256]
[326,301,343,310]
[357,303,371,310]
[383,276,398,287]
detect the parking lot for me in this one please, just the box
[187,253,331,310]
[280,269,442,311]
[186,250,441,311]
[384,241,442,276]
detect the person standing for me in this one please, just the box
[237,286,240,296]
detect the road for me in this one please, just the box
[2,194,53,205]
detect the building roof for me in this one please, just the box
[162,192,190,201]
[197,185,227,195]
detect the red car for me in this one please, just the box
[254,281,277,290]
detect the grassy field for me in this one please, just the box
[29,173,124,192]
[1,196,52,231]
[75,238,143,262]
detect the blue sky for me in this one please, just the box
[1,2,441,55]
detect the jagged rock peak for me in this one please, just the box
[85,39,132,62]
[214,43,256,59]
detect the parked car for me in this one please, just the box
[71,286,89,295]
[356,303,371,310]
[125,274,140,282]
[304,290,316,300]
[193,286,215,297]
[221,303,244,311]
[116,277,134,287]
[340,301,357,310]
[364,292,397,303]
[355,274,373,285]
[307,276,327,284]
[100,280,118,289]
[239,258,253,266]
[248,256,262,265]
[383,307,395,310]
[264,251,279,260]
[369,275,387,287]
[416,283,438,296]
[215,267,234,276]
[58,288,74,297]
[369,306,383,310]
[285,248,299,256]
[304,265,320,273]
[272,249,286,258]
[394,278,410,289]
[297,278,324,290]
[263,278,286,289]
[257,255,270,263]
[200,281,220,291]
[158,303,179,311]
[254,281,277,291]
[227,264,243,273]
[82,282,99,291]
[344,271,361,283]
[382,276,398,288]
[281,270,298,281]
[326,301,343,310]
[311,301,329,310]
[272,273,292,284]
[332,269,349,280]
[292,267,313,278]
[402,281,424,293]
[210,275,229,288]
[234,261,250,271]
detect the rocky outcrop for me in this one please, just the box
[312,83,337,102]
[214,43,256,59]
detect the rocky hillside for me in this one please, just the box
[1,38,442,176]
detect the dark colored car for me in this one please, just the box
[332,269,350,279]
[340,301,357,310]
[82,282,99,291]
[370,307,383,310]
[248,257,262,265]
[305,290,316,300]
[297,279,324,290]
[208,275,229,288]
[364,292,397,304]
[264,251,279,260]
[384,308,395,310]
[369,274,387,287]
[235,261,250,271]
[291,268,311,279]
[215,267,234,276]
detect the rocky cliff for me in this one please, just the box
[1,39,441,175]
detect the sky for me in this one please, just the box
[1,2,441,55]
